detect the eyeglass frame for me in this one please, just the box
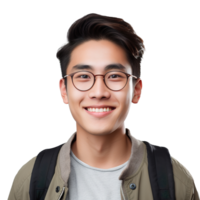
[63,70,138,92]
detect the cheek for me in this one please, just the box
[67,83,85,115]
[115,89,132,113]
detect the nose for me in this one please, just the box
[90,75,109,97]
[92,74,107,88]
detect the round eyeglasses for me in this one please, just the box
[63,71,137,91]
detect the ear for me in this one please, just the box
[59,78,69,104]
[132,79,142,104]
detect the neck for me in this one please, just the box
[71,126,132,169]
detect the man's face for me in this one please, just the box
[60,39,142,135]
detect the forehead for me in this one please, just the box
[67,39,131,74]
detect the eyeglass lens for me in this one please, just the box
[72,71,127,91]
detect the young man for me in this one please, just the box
[8,13,199,200]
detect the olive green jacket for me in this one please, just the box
[8,129,199,200]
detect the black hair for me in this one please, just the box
[56,13,145,87]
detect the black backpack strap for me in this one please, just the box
[143,141,176,200]
[29,144,64,200]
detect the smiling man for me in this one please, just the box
[59,39,138,171]
[8,13,199,200]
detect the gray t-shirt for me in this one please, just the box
[66,149,129,200]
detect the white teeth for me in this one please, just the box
[87,107,113,112]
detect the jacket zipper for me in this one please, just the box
[57,186,65,200]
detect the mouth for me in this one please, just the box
[83,106,116,117]
[84,107,115,111]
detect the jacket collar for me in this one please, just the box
[59,128,145,186]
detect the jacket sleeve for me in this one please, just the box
[8,175,18,200]
[7,157,36,200]
[193,182,200,200]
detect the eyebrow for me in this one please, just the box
[71,63,127,72]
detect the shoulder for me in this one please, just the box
[8,156,36,200]
[171,156,193,186]
[171,156,195,199]
[16,156,36,186]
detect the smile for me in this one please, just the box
[84,107,116,117]
[85,107,114,112]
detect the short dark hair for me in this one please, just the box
[56,13,145,86]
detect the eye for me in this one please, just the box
[109,74,122,79]
[77,75,89,79]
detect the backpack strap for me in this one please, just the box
[29,144,64,200]
[143,141,176,200]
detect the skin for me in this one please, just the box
[59,39,142,169]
